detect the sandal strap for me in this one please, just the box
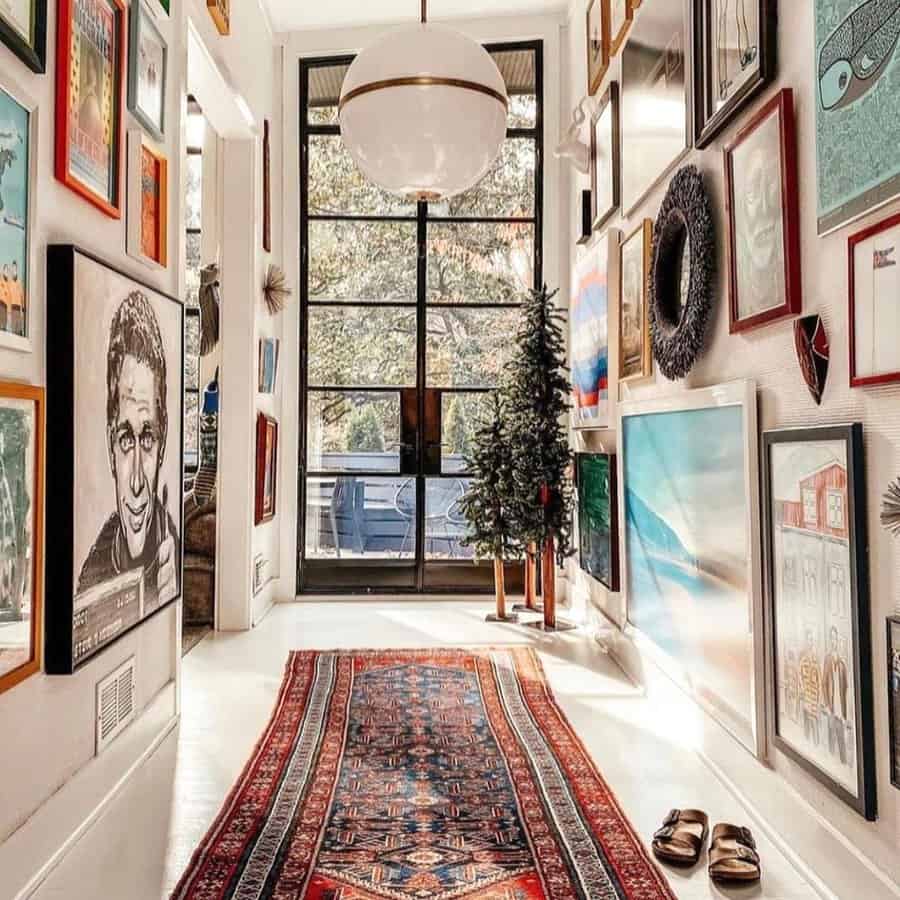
[653,810,708,853]
[711,823,756,849]
[709,843,760,868]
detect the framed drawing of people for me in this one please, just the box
[725,89,802,334]
[889,616,900,790]
[849,212,900,388]
[619,220,652,382]
[586,0,609,95]
[0,0,46,73]
[54,0,126,219]
[126,131,168,269]
[44,246,184,674]
[762,424,876,820]
[0,382,44,696]
[590,82,619,232]
[127,0,167,141]
[255,413,278,525]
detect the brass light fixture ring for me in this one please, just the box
[339,76,509,114]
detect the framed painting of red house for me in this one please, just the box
[762,424,876,820]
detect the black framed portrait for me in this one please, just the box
[45,246,184,674]
[0,0,46,73]
[590,82,620,233]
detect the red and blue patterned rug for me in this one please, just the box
[172,648,675,899]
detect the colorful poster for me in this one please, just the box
[571,241,609,428]
[0,85,28,340]
[140,146,161,262]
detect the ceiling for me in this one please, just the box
[263,0,565,32]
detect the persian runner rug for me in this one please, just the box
[172,648,675,900]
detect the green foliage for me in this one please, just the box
[345,405,385,453]
[443,396,473,458]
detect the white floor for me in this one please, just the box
[29,600,818,900]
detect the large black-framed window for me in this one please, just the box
[298,41,544,593]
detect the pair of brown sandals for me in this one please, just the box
[651,809,761,884]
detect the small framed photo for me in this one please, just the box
[888,616,900,790]
[207,0,229,35]
[126,130,168,269]
[590,82,620,233]
[849,212,900,388]
[586,0,609,95]
[619,219,653,382]
[725,89,802,334]
[128,0,167,141]
[0,0,46,72]
[255,413,278,525]
[609,0,632,57]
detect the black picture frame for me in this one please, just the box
[44,245,185,674]
[576,452,620,592]
[0,0,47,74]
[576,189,592,246]
[590,82,620,233]
[693,0,776,149]
[888,616,900,791]
[127,0,168,141]
[762,424,876,820]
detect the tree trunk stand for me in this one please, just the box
[525,538,577,632]
[486,557,519,623]
[513,543,542,613]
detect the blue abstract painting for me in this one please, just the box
[571,243,609,428]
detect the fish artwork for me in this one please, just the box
[819,0,900,110]
[794,314,830,406]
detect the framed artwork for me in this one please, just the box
[849,212,900,388]
[126,131,168,269]
[156,0,169,14]
[263,120,271,252]
[763,424,876,820]
[0,73,37,353]
[127,0,167,141]
[255,413,278,525]
[577,189,592,246]
[590,82,620,232]
[725,89,802,334]
[0,382,44,696]
[207,0,229,36]
[621,0,692,213]
[586,0,609,95]
[44,245,184,674]
[55,0,126,219]
[576,452,619,592]
[889,616,900,790]
[0,0,46,72]
[619,219,652,382]
[693,0,776,148]
[571,234,612,429]
[258,337,279,394]
[620,380,766,758]
[815,0,900,235]
[609,0,632,57]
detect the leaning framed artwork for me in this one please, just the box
[207,0,229,36]
[762,424,876,820]
[619,380,766,758]
[849,212,900,388]
[0,382,44,697]
[54,0,126,219]
[126,131,168,269]
[889,616,900,790]
[586,0,609,95]
[619,219,652,382]
[44,245,184,674]
[255,413,278,525]
[590,82,619,232]
[577,452,619,592]
[725,89,802,334]
[127,0,167,142]
[0,0,46,72]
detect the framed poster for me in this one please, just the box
[44,245,184,674]
[693,0,776,148]
[816,0,900,235]
[621,0,692,213]
[0,382,43,696]
[590,82,619,232]
[255,413,278,525]
[619,380,766,758]
[725,89,802,334]
[207,0,229,36]
[576,452,619,591]
[0,73,37,353]
[571,234,612,429]
[0,0,46,72]
[127,0,167,141]
[586,0,609,95]
[763,424,876,820]
[258,337,279,394]
[889,616,900,790]
[849,212,900,388]
[619,219,652,382]
[126,131,168,269]
[54,0,126,219]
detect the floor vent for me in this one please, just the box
[95,657,136,755]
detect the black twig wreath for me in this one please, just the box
[648,165,715,381]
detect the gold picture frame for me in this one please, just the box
[618,219,653,382]
[207,0,229,35]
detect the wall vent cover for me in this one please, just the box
[95,656,136,755]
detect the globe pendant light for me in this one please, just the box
[339,0,508,202]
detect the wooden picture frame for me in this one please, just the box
[54,0,126,219]
[576,452,619,592]
[619,219,653,382]
[762,424,876,820]
[207,0,229,35]
[255,413,278,525]
[693,0,776,148]
[608,0,633,58]
[127,0,167,141]
[725,89,801,334]
[849,211,900,388]
[126,131,168,269]
[0,382,44,696]
[586,0,609,96]
[263,120,271,252]
[889,616,900,791]
[590,82,620,233]
[0,0,46,72]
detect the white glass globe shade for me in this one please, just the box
[339,24,508,201]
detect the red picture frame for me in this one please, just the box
[849,211,900,388]
[255,413,278,525]
[725,89,801,334]
[55,0,127,219]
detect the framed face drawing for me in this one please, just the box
[256,413,278,525]
[0,382,43,697]
[0,0,46,72]
[127,0,167,141]
[44,246,184,674]
[126,131,168,269]
[763,424,876,820]
[54,0,126,218]
[693,0,776,148]
[849,212,900,388]
[889,616,900,790]
[725,89,802,334]
[586,0,609,95]
[619,220,652,382]
[590,82,619,233]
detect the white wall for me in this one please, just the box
[563,1,900,897]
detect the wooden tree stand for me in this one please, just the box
[485,558,519,623]
[525,538,577,632]
[513,543,542,613]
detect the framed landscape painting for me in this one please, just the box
[577,452,619,592]
[127,0,167,141]
[762,424,876,820]
[0,0,46,72]
[255,413,278,525]
[619,220,652,382]
[889,616,900,790]
[45,246,184,674]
